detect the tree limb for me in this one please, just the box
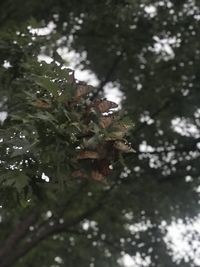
[0,209,38,261]
[0,184,116,267]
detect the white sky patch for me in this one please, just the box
[194,108,200,119]
[82,220,98,231]
[119,253,151,267]
[139,141,155,153]
[3,60,12,69]
[74,68,99,87]
[172,117,200,138]
[151,36,176,60]
[195,185,200,193]
[38,54,54,64]
[144,5,157,18]
[58,47,86,69]
[194,14,200,20]
[29,21,56,36]
[123,217,200,266]
[140,111,154,125]
[128,220,152,234]
[104,82,124,107]
[41,173,50,182]
[165,217,200,266]
[57,47,99,87]
[46,210,52,218]
[54,256,63,264]
[0,111,8,125]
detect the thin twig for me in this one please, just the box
[91,49,125,99]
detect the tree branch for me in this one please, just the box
[91,49,125,99]
[0,209,38,262]
[0,184,116,267]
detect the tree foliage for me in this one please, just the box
[0,30,134,201]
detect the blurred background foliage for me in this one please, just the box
[0,0,200,266]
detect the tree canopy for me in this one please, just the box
[0,1,200,266]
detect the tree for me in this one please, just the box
[0,0,200,266]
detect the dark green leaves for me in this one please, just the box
[33,76,60,98]
[0,171,29,193]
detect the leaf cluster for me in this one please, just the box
[0,31,134,202]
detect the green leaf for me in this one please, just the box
[0,171,29,192]
[57,91,69,103]
[33,76,60,97]
[15,173,29,193]
[10,138,31,158]
[30,111,57,123]
[56,67,71,80]
[11,147,29,158]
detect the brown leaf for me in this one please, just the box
[113,121,132,132]
[92,99,118,113]
[99,115,115,128]
[75,84,92,99]
[68,70,75,83]
[97,159,112,176]
[72,170,87,178]
[77,150,100,160]
[32,99,51,109]
[114,141,135,153]
[72,169,107,183]
[91,170,106,183]
[105,131,125,141]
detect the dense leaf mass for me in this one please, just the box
[0,0,200,267]
[0,32,134,198]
